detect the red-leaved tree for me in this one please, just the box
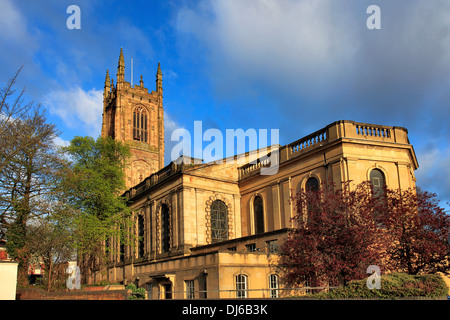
[381,188,450,275]
[278,181,450,288]
[278,181,389,287]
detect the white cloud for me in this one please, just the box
[0,0,30,42]
[53,136,71,148]
[44,86,103,137]
[164,111,180,133]
[164,111,185,165]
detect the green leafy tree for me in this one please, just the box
[60,136,133,277]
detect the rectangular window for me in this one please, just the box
[266,240,279,254]
[245,243,257,252]
[269,274,279,298]
[236,274,247,298]
[185,280,195,299]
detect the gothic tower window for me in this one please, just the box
[254,196,264,234]
[161,204,170,252]
[370,168,385,197]
[133,106,148,142]
[210,200,228,243]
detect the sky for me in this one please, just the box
[1,0,449,209]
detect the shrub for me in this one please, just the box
[126,283,146,300]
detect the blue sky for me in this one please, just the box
[1,0,450,209]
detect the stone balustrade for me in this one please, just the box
[237,120,410,180]
[288,127,327,155]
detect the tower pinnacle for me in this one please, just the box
[117,48,125,82]
[104,69,110,87]
[156,62,162,93]
[104,68,110,96]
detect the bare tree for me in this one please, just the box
[25,212,76,292]
[0,67,42,175]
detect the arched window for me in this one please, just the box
[138,215,145,258]
[305,177,320,220]
[133,106,148,142]
[210,200,228,243]
[269,274,279,298]
[370,169,385,197]
[161,204,170,252]
[235,274,248,298]
[254,196,264,234]
[305,177,319,192]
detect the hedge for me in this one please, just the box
[311,273,449,299]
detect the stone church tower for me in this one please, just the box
[101,48,164,189]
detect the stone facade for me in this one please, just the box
[90,49,419,299]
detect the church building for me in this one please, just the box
[91,49,419,299]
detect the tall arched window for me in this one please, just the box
[133,106,148,142]
[254,196,264,234]
[305,177,319,192]
[210,200,228,243]
[161,204,170,252]
[305,177,320,220]
[138,215,145,258]
[370,169,385,197]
